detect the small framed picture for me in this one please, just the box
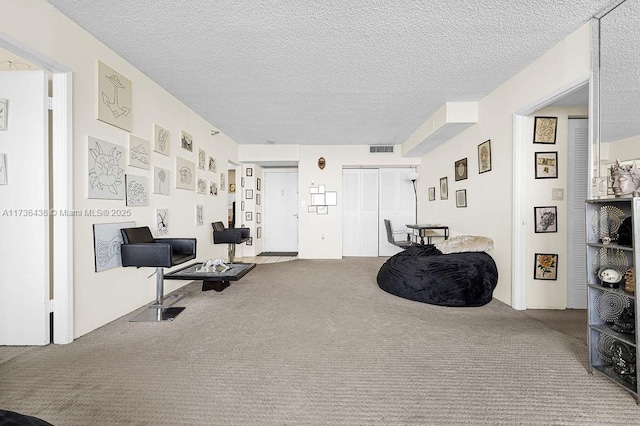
[534,253,558,280]
[0,98,9,131]
[454,158,468,181]
[256,193,261,205]
[245,189,253,199]
[245,211,253,221]
[257,227,262,239]
[241,200,245,211]
[256,178,261,191]
[534,206,557,233]
[257,212,261,223]
[428,187,436,201]
[308,205,317,213]
[241,176,245,187]
[246,168,253,177]
[229,183,236,193]
[535,151,558,179]
[533,116,558,144]
[455,189,467,208]
[439,177,448,200]
[246,237,253,246]
[478,140,491,173]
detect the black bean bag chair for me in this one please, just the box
[0,410,53,426]
[376,244,498,307]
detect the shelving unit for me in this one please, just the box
[586,198,640,403]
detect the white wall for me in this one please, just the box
[0,1,239,337]
[524,106,588,309]
[413,23,592,306]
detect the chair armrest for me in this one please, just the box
[155,238,197,256]
[121,243,172,268]
[238,228,250,239]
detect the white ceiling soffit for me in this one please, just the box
[46,0,612,147]
[402,102,478,157]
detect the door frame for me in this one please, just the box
[0,36,74,343]
[511,74,591,310]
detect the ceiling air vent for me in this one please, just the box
[369,145,394,153]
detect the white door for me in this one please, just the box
[0,71,50,345]
[378,168,416,256]
[342,169,379,257]
[567,118,589,308]
[264,170,299,252]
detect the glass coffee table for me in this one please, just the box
[164,262,256,292]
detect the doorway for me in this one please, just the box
[0,42,73,344]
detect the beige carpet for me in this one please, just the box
[1,258,638,425]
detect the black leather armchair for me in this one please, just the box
[212,221,250,262]
[120,226,196,322]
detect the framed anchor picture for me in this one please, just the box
[97,60,132,132]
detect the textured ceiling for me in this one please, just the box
[46,0,613,146]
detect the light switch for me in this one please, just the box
[551,188,564,201]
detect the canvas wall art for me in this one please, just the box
[125,174,149,206]
[128,135,150,170]
[197,178,207,194]
[0,153,7,185]
[0,98,7,131]
[156,209,168,235]
[181,130,193,152]
[92,221,135,272]
[153,124,170,156]
[153,166,170,195]
[97,60,132,131]
[176,156,195,190]
[87,136,125,200]
[198,148,206,170]
[195,204,203,226]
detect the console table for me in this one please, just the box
[164,262,256,292]
[405,224,449,245]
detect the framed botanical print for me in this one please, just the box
[454,158,468,181]
[533,116,558,144]
[428,187,436,201]
[439,177,448,200]
[535,151,558,179]
[478,140,491,173]
[534,253,558,280]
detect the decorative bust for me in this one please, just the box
[610,159,640,198]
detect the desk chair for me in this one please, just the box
[120,226,196,322]
[384,219,413,249]
[212,221,250,262]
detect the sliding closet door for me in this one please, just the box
[378,168,416,256]
[343,169,379,256]
[567,118,588,308]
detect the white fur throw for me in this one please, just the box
[434,235,494,254]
